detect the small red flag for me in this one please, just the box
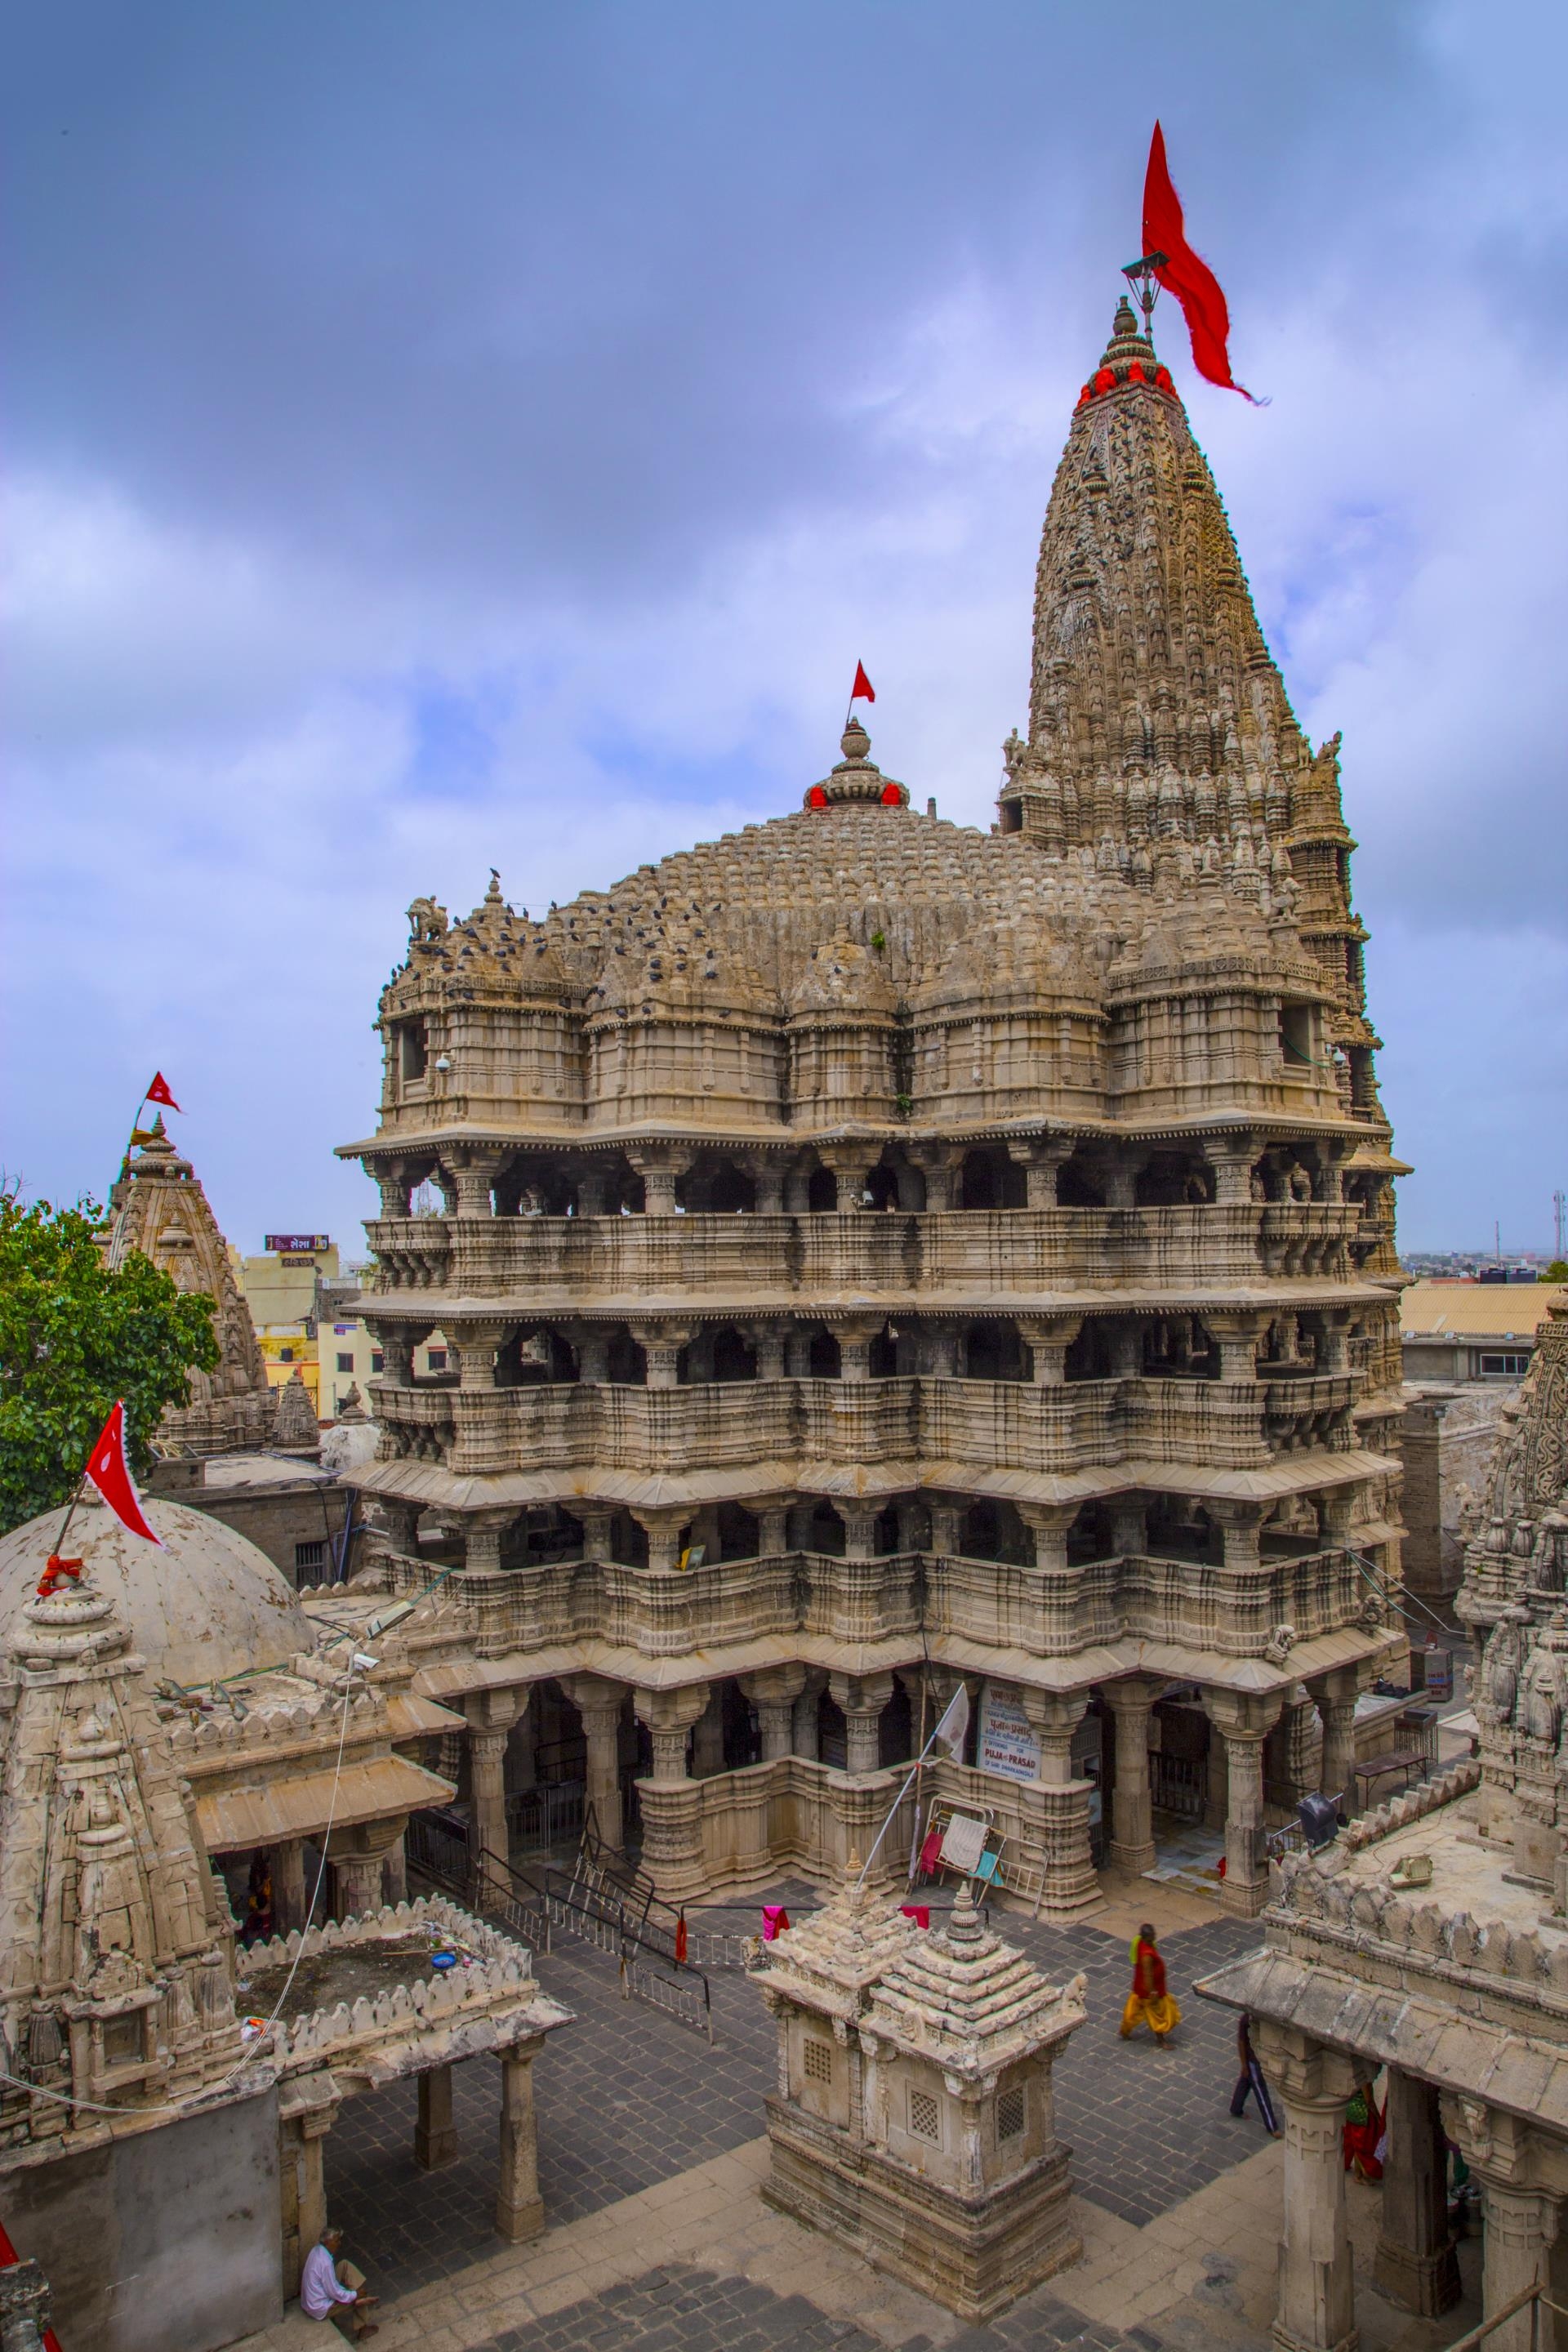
[1142,123,1259,403]
[675,1912,688,1966]
[850,662,875,705]
[83,1401,163,1548]
[145,1071,181,1111]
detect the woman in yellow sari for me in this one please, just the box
[1120,1923,1182,2040]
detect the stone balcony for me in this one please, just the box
[368,1368,1358,1479]
[363,1200,1367,1303]
[374,1540,1370,1667]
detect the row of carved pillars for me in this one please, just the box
[1252,2026,1568,2352]
[375,1134,1358,1219]
[459,1661,1366,1923]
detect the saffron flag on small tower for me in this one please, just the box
[145,1071,181,1111]
[83,1401,163,1547]
[1142,122,1259,403]
[850,662,875,705]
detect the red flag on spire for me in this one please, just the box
[145,1072,181,1111]
[1142,123,1259,403]
[83,1402,163,1547]
[850,662,875,705]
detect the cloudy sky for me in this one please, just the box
[5,1,1565,1258]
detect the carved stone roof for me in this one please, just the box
[104,1119,272,1456]
[751,1867,918,2023]
[862,1884,1085,2079]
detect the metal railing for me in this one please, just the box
[1446,2281,1568,2349]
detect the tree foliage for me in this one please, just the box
[0,1189,220,1536]
[1545,1261,1568,1285]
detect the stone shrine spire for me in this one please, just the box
[1002,292,1384,1127]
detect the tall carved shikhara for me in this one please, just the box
[341,296,1408,1918]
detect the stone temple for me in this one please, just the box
[337,293,1409,1924]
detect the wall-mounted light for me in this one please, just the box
[434,1054,452,1072]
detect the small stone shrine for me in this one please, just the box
[751,1870,1086,2319]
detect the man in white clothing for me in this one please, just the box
[301,2227,378,2339]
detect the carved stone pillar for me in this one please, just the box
[1018,1502,1079,1575]
[749,1155,787,1214]
[928,1500,964,1556]
[1204,1132,1262,1205]
[833,1316,882,1382]
[1253,2025,1361,2352]
[1107,1320,1143,1379]
[629,1320,693,1388]
[383,1833,408,1905]
[496,2046,545,2243]
[828,1670,896,1774]
[1102,1677,1160,1874]
[575,1161,612,1217]
[757,1499,791,1556]
[751,1323,788,1381]
[634,1684,711,1904]
[575,1325,611,1383]
[443,1145,506,1218]
[924,1321,962,1378]
[625,1145,694,1215]
[792,1668,827,1758]
[578,1505,614,1561]
[371,1160,413,1218]
[374,1332,415,1388]
[1441,2103,1568,2352]
[325,1815,406,1920]
[633,1506,689,1572]
[1210,1499,1267,1574]
[1203,1690,1284,1916]
[635,1683,710,1781]
[818,1146,879,1212]
[1007,1136,1074,1207]
[465,1688,528,1873]
[1110,1497,1147,1557]
[840,1499,880,1560]
[461,1506,517,1573]
[1208,1310,1266,1382]
[1017,1313,1083,1385]
[742,1666,809,1762]
[909,1143,964,1212]
[1098,1155,1137,1209]
[416,2062,458,2171]
[1018,1687,1099,1918]
[1374,2071,1460,2316]
[566,1674,626,1855]
[453,1321,509,1390]
[272,1838,309,1934]
[1306,1668,1362,1809]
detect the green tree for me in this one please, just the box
[1545,1261,1568,1285]
[0,1189,219,1535]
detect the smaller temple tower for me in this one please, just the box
[751,1874,1086,2319]
[105,1120,273,1454]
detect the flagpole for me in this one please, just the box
[905,1668,930,1883]
[49,1467,91,1565]
[855,1714,949,1892]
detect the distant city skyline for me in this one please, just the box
[4,2,1566,1253]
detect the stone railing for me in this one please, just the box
[361,1201,1361,1303]
[369,1370,1356,1480]
[376,1544,1371,1664]
[244,1895,541,2070]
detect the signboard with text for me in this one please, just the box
[265,1234,330,1254]
[977,1684,1040,1785]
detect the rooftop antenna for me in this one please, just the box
[1121,251,1168,340]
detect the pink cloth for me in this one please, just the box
[899,1905,930,1929]
[760,1906,791,1941]
[916,1829,942,1877]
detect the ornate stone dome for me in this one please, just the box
[0,1492,313,1691]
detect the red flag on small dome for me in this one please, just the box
[145,1071,180,1111]
[1142,122,1259,403]
[83,1401,163,1547]
[850,662,875,705]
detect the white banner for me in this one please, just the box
[977,1684,1040,1786]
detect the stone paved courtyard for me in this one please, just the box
[250,1882,1485,2352]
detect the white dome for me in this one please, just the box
[0,1492,313,1690]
